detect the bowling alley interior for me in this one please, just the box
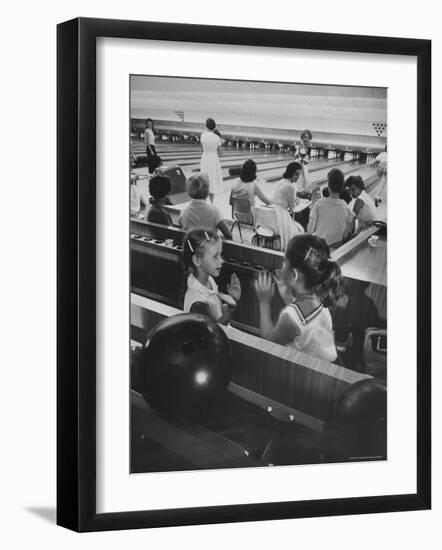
[129,76,388,474]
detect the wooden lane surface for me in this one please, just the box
[337,237,386,287]
[131,294,371,432]
[331,226,387,287]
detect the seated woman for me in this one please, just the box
[346,175,377,229]
[146,174,173,226]
[230,159,271,207]
[179,173,232,240]
[272,162,304,251]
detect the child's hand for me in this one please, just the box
[272,269,293,304]
[227,273,241,302]
[218,292,237,308]
[254,271,274,303]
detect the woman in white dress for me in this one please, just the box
[200,118,225,203]
[273,162,305,251]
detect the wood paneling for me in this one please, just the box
[131,295,371,432]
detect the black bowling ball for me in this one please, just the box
[139,313,232,418]
[335,379,386,427]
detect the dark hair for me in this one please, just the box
[346,175,365,191]
[181,228,220,304]
[187,173,209,199]
[327,168,345,193]
[322,186,352,204]
[149,175,171,200]
[213,129,221,138]
[145,118,155,131]
[206,118,216,131]
[283,161,302,180]
[301,129,312,141]
[285,234,343,307]
[240,159,257,183]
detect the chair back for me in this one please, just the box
[231,197,254,226]
[163,204,182,227]
[253,206,278,234]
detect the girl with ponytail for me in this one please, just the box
[254,234,343,361]
[181,227,241,325]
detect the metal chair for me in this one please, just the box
[230,195,254,242]
[252,206,281,250]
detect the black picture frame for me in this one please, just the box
[57,17,431,532]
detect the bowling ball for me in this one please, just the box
[335,379,386,427]
[139,313,232,418]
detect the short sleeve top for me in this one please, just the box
[230,179,256,204]
[282,302,337,362]
[183,273,223,320]
[273,179,297,210]
[308,198,354,246]
[355,190,377,224]
[144,128,155,146]
[179,200,224,231]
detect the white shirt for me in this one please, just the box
[376,151,387,164]
[353,190,377,224]
[144,128,155,146]
[307,197,354,246]
[375,151,387,172]
[183,273,223,320]
[282,302,337,362]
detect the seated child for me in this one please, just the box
[307,168,354,247]
[346,175,377,227]
[182,228,241,325]
[146,174,173,226]
[255,234,343,362]
[179,173,232,240]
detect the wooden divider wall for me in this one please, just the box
[131,295,371,431]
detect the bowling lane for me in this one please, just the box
[192,156,347,179]
[132,141,287,164]
[132,141,299,174]
[140,148,298,171]
[132,141,362,187]
[133,141,345,176]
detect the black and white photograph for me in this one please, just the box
[129,75,388,474]
[0,0,438,543]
